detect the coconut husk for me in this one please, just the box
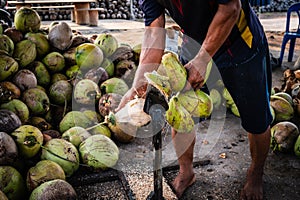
[115,98,151,127]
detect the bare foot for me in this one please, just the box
[171,171,196,198]
[240,169,263,200]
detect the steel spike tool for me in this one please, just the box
[144,85,169,200]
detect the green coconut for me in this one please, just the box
[88,123,111,138]
[11,125,43,158]
[178,89,213,118]
[59,111,92,133]
[42,52,65,73]
[0,99,30,123]
[49,80,73,105]
[0,34,14,56]
[94,33,118,57]
[79,134,119,170]
[25,32,50,58]
[294,135,300,157]
[0,166,26,200]
[62,126,91,147]
[101,58,115,77]
[22,88,50,115]
[29,61,51,87]
[0,81,21,103]
[75,43,104,72]
[41,139,80,177]
[14,7,41,33]
[0,54,19,81]
[26,160,66,192]
[73,79,101,105]
[13,39,37,68]
[29,179,77,200]
[100,77,129,96]
[270,121,299,153]
[270,95,294,122]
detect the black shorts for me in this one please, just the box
[180,41,273,134]
[217,42,273,134]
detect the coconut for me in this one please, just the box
[50,73,68,84]
[109,46,134,64]
[115,59,137,86]
[29,179,77,200]
[75,43,104,72]
[41,139,80,177]
[0,109,22,134]
[209,88,222,109]
[0,54,19,81]
[22,88,50,115]
[59,111,92,133]
[230,103,240,117]
[178,89,213,118]
[29,61,51,88]
[25,32,50,58]
[49,80,73,105]
[0,166,26,200]
[11,125,43,158]
[0,34,14,56]
[105,112,137,143]
[28,117,52,131]
[3,27,23,44]
[222,87,234,107]
[115,98,151,127]
[94,33,118,57]
[48,22,73,51]
[88,123,111,138]
[100,77,129,95]
[84,66,109,85]
[26,160,66,192]
[70,35,90,48]
[73,79,101,105]
[65,65,81,79]
[62,126,91,147]
[98,93,123,117]
[63,47,77,66]
[101,58,115,77]
[270,95,294,122]
[0,132,18,165]
[0,99,30,123]
[273,92,293,106]
[0,81,21,103]
[294,135,300,157]
[79,134,119,170]
[12,69,37,91]
[13,39,37,68]
[83,110,102,124]
[270,121,299,153]
[14,7,41,33]
[42,52,65,73]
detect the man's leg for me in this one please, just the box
[240,126,271,200]
[171,128,196,198]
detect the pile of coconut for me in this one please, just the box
[0,7,146,199]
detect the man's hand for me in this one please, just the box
[115,84,148,112]
[183,57,208,91]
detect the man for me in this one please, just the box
[117,0,273,199]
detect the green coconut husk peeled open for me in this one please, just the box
[41,138,80,177]
[165,95,194,133]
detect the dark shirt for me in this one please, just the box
[139,0,267,67]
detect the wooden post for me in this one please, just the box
[74,3,89,25]
[88,9,98,26]
[71,10,76,22]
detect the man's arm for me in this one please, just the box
[185,0,241,89]
[131,13,166,93]
[116,13,166,111]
